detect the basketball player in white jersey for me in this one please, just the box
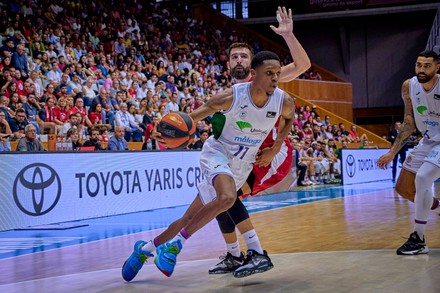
[210,6,310,276]
[122,51,295,281]
[377,50,440,255]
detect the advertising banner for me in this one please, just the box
[341,149,392,184]
[0,151,201,231]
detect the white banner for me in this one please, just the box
[341,149,392,185]
[0,151,202,231]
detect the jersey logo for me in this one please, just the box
[434,94,440,100]
[236,121,252,130]
[416,105,428,116]
[266,111,276,118]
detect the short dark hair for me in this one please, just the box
[251,51,280,69]
[418,50,439,62]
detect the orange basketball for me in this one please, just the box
[158,112,196,149]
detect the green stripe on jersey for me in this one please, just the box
[211,112,226,139]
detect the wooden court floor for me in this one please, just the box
[1,182,440,293]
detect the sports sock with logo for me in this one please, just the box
[242,229,263,254]
[226,241,241,258]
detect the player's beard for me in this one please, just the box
[417,72,434,83]
[230,65,250,80]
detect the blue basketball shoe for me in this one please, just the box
[122,240,153,281]
[154,239,182,277]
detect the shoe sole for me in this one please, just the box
[396,247,429,255]
[208,269,236,275]
[233,264,274,278]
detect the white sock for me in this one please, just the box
[141,240,156,254]
[226,241,241,258]
[171,231,188,245]
[242,229,263,254]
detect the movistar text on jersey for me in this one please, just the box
[234,136,262,145]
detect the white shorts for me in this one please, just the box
[197,137,253,204]
[403,139,440,174]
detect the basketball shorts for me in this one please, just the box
[197,137,254,205]
[403,139,440,174]
[248,140,293,196]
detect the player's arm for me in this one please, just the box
[273,93,295,149]
[255,93,295,167]
[389,80,416,154]
[377,80,416,169]
[271,6,311,82]
[189,88,233,122]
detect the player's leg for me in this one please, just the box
[155,173,238,277]
[209,210,245,274]
[397,161,440,255]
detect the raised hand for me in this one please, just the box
[270,6,293,37]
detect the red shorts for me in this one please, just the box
[244,137,293,197]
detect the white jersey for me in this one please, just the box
[212,82,284,162]
[408,75,440,141]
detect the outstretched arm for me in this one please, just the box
[271,6,311,82]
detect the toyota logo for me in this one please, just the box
[345,155,356,177]
[13,163,62,216]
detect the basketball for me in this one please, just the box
[158,112,196,149]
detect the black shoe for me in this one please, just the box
[396,231,429,255]
[233,250,273,278]
[208,252,245,274]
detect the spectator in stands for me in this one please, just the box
[92,88,115,129]
[67,97,93,128]
[9,108,28,139]
[108,125,129,151]
[60,113,80,135]
[326,138,341,182]
[11,44,29,78]
[299,141,318,185]
[66,127,82,150]
[0,136,11,151]
[143,114,161,150]
[115,102,143,142]
[291,138,308,186]
[191,129,208,150]
[164,92,179,114]
[88,103,104,126]
[349,125,368,143]
[0,110,12,139]
[83,127,105,151]
[8,92,20,113]
[16,124,45,151]
[338,123,354,143]
[46,61,62,87]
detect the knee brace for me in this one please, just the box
[227,197,250,225]
[216,211,236,234]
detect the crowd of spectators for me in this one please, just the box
[0,0,354,185]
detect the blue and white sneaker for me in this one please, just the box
[154,239,182,277]
[122,240,153,281]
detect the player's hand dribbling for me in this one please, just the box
[377,152,394,169]
[270,6,293,37]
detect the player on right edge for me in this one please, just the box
[377,50,440,255]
